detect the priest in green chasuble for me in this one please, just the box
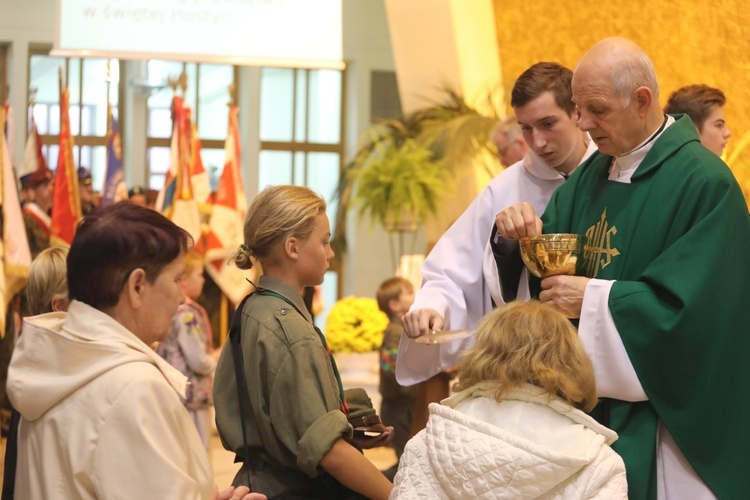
[495,37,750,499]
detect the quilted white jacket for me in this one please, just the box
[391,383,627,499]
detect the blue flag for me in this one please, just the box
[101,108,125,206]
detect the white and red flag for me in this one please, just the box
[156,95,201,244]
[0,106,32,338]
[204,104,253,305]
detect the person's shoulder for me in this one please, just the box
[672,141,736,183]
[106,360,167,387]
[88,361,178,415]
[174,305,203,332]
[488,160,526,183]
[244,294,316,347]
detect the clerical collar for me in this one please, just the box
[609,114,673,183]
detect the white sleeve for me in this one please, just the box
[394,330,474,386]
[395,185,497,385]
[578,279,647,401]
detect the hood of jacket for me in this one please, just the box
[396,383,620,498]
[7,300,188,421]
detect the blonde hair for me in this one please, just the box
[26,246,69,315]
[454,300,597,412]
[184,250,204,275]
[376,276,414,317]
[234,185,326,270]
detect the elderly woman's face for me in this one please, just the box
[136,255,186,344]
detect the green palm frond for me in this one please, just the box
[351,138,447,231]
[332,86,505,255]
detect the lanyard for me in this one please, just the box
[256,287,349,416]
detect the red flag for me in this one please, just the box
[50,85,81,246]
[204,104,253,304]
[1,106,32,337]
[186,108,211,208]
[156,96,201,244]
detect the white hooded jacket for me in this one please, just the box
[391,383,627,499]
[6,300,214,499]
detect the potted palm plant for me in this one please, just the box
[350,137,447,233]
[333,88,503,259]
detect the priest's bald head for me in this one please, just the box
[572,37,665,157]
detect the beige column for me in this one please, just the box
[384,0,504,249]
[384,0,502,115]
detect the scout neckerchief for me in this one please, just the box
[256,287,349,416]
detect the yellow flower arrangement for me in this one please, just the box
[324,296,389,353]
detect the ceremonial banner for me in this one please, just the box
[0,107,32,338]
[50,84,81,246]
[100,107,125,206]
[18,117,47,182]
[187,109,210,208]
[156,96,201,244]
[204,104,253,305]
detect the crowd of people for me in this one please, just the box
[2,36,749,499]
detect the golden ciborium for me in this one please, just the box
[519,233,588,278]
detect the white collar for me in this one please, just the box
[522,134,597,181]
[609,115,675,183]
[442,381,618,444]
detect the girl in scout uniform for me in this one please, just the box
[213,185,393,499]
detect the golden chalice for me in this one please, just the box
[519,233,588,278]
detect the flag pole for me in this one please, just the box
[217,83,238,346]
[220,293,228,346]
[106,59,112,132]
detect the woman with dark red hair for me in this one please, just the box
[6,202,264,500]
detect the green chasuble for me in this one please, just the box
[540,115,750,499]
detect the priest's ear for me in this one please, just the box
[634,86,653,118]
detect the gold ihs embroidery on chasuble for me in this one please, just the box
[583,208,620,278]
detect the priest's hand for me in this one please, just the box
[539,276,590,318]
[402,308,444,338]
[495,202,543,240]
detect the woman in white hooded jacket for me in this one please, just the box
[392,300,627,499]
[5,203,264,500]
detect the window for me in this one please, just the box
[27,48,119,190]
[145,61,237,191]
[259,67,345,325]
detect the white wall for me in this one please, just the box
[341,0,420,300]
[0,0,56,165]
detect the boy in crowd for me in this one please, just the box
[664,84,732,157]
[376,277,417,480]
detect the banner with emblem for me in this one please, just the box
[50,74,82,247]
[0,106,32,337]
[156,95,201,244]
[204,103,253,305]
[100,107,125,206]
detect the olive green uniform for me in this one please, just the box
[214,276,353,497]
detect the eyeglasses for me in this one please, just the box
[497,138,519,156]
